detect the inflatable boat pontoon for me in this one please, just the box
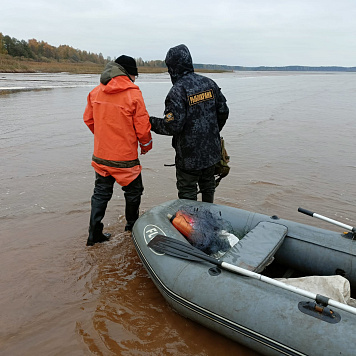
[132,199,356,356]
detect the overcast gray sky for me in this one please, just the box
[1,0,355,67]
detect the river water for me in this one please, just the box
[0,71,355,355]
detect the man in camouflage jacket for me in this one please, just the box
[150,44,229,203]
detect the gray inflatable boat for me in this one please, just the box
[132,199,356,356]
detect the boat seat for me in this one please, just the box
[230,221,287,273]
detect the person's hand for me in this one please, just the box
[140,140,152,155]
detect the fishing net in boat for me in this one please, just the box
[169,205,239,257]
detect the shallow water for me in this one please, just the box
[0,71,355,355]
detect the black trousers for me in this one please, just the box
[89,172,144,239]
[176,165,216,203]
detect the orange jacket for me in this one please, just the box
[83,63,152,186]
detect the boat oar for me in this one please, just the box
[298,207,356,233]
[148,234,356,315]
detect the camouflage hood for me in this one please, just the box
[165,44,194,84]
[100,61,131,85]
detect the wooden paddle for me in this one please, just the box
[148,234,356,315]
[298,207,355,233]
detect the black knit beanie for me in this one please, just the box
[115,55,138,76]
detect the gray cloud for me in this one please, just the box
[1,0,355,66]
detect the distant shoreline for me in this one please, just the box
[0,56,354,74]
[0,57,230,74]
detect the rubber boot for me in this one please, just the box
[201,191,215,203]
[86,174,114,246]
[125,202,140,232]
[87,202,110,246]
[86,231,111,246]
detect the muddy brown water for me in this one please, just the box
[1,71,355,355]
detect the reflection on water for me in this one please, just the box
[0,71,355,355]
[0,72,99,91]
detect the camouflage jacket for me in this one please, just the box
[150,44,229,171]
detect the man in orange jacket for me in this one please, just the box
[83,55,152,246]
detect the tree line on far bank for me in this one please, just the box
[2,32,354,73]
[0,32,166,68]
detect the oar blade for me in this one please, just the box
[149,241,203,262]
[148,234,220,265]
